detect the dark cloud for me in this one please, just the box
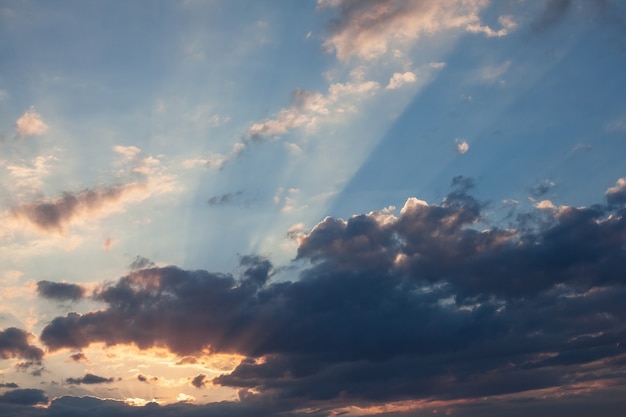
[0,382,18,388]
[207,191,244,207]
[175,357,198,365]
[529,180,555,197]
[137,374,147,382]
[606,178,626,207]
[37,281,85,301]
[0,389,47,405]
[68,352,88,363]
[191,374,208,388]
[0,327,44,369]
[65,374,114,385]
[38,179,626,410]
[11,184,144,233]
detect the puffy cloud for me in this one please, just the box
[0,327,44,363]
[455,138,469,154]
[606,178,626,206]
[385,71,417,90]
[66,373,115,385]
[248,80,379,140]
[15,107,48,137]
[37,281,85,301]
[319,0,509,61]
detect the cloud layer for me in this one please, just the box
[36,179,626,412]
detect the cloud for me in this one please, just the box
[36,178,626,411]
[15,107,48,137]
[248,80,379,140]
[37,281,85,301]
[530,180,555,197]
[129,255,156,271]
[0,327,44,364]
[191,374,208,388]
[606,178,626,206]
[207,191,244,207]
[9,183,148,233]
[319,0,509,61]
[0,389,48,405]
[385,71,417,90]
[66,373,115,385]
[68,352,89,363]
[0,383,18,388]
[455,138,469,154]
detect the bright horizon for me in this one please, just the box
[1,1,626,416]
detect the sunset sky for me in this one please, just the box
[1,0,626,416]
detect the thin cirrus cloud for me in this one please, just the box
[37,178,626,410]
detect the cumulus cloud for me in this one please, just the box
[606,178,626,206]
[66,373,115,385]
[0,327,44,364]
[37,178,626,411]
[455,138,469,154]
[385,71,417,89]
[15,107,48,137]
[37,281,85,301]
[319,0,512,61]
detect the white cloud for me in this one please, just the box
[466,15,517,37]
[15,107,48,137]
[535,200,557,210]
[318,0,496,61]
[455,139,469,154]
[248,80,380,139]
[386,71,417,90]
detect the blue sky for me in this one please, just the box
[1,1,626,416]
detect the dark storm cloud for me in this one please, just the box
[65,374,114,385]
[0,327,44,367]
[37,281,85,301]
[0,389,47,405]
[39,179,626,408]
[207,191,244,206]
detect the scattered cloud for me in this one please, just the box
[191,374,208,388]
[606,177,626,206]
[455,138,469,154]
[319,0,507,61]
[68,352,89,363]
[386,71,417,90]
[66,373,115,385]
[248,80,379,140]
[207,191,244,207]
[37,281,85,301]
[0,327,44,364]
[15,107,48,137]
[530,180,555,198]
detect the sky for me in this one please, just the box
[1,0,626,415]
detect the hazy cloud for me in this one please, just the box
[207,191,244,207]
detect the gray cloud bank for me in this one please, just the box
[6,177,626,416]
